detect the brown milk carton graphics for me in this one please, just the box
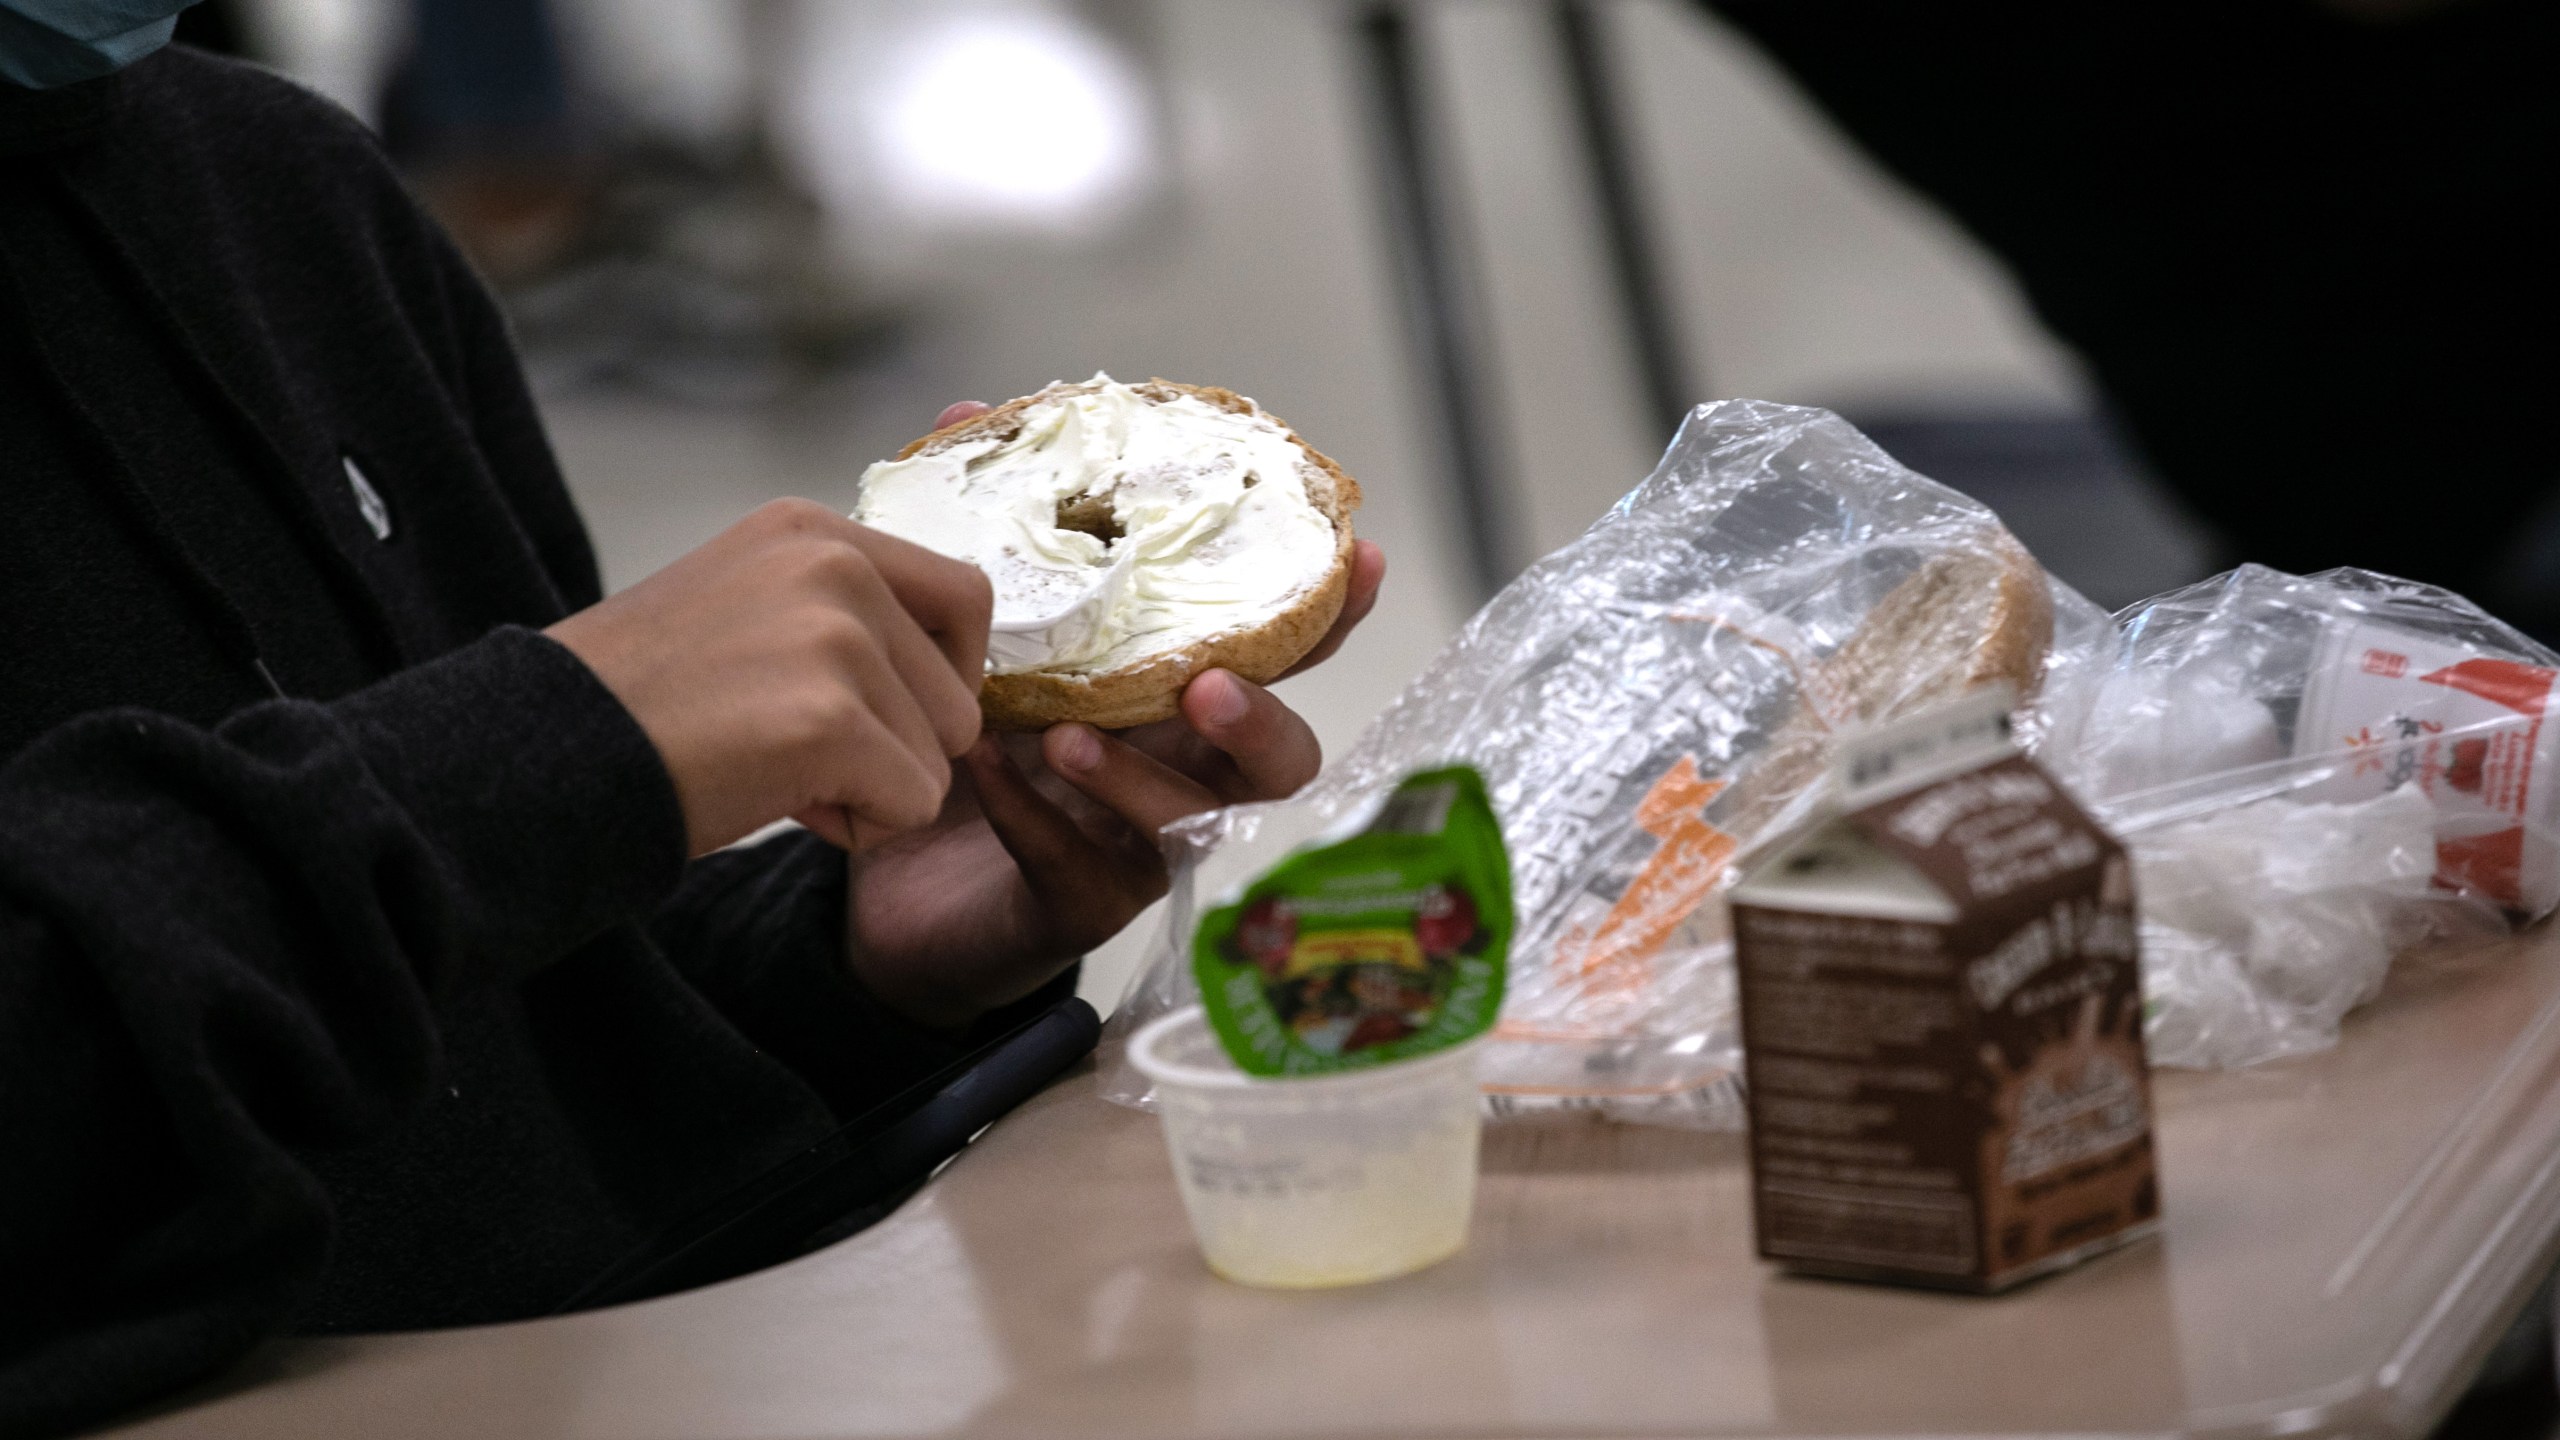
[1730,689,2156,1292]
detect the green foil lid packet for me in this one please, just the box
[1193,766,1512,1077]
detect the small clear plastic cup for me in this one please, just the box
[1128,1005,1486,1288]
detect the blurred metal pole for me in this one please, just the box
[1552,0,1698,442]
[1354,2,1518,600]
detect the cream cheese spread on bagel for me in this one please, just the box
[854,375,1360,730]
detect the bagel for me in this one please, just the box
[854,376,1361,730]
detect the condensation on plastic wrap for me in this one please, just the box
[1101,399,2107,1127]
[2036,565,2560,1069]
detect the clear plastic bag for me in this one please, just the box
[1101,399,2108,1126]
[2036,565,2560,1068]
[1104,407,2560,1117]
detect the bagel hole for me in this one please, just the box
[1054,493,1124,545]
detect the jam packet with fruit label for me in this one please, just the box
[1193,766,1513,1077]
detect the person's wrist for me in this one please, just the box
[840,946,985,1036]
[840,856,1069,1033]
[840,926,995,1035]
[544,611,746,856]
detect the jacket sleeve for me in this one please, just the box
[0,626,685,1438]
[648,830,1082,1122]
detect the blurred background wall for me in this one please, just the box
[184,0,2556,1001]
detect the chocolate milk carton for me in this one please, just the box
[1730,687,2156,1292]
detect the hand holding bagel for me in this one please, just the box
[845,508,1383,1029]
[551,385,1378,1031]
[837,386,1380,1027]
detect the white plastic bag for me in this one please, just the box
[2126,788,2439,1067]
[2037,565,2560,1067]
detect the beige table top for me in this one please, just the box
[109,930,2560,1440]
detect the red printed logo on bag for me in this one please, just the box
[2363,648,2409,678]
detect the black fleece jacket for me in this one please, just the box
[0,49,1007,1438]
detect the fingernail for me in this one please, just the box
[1200,672,1249,727]
[1054,725,1103,773]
